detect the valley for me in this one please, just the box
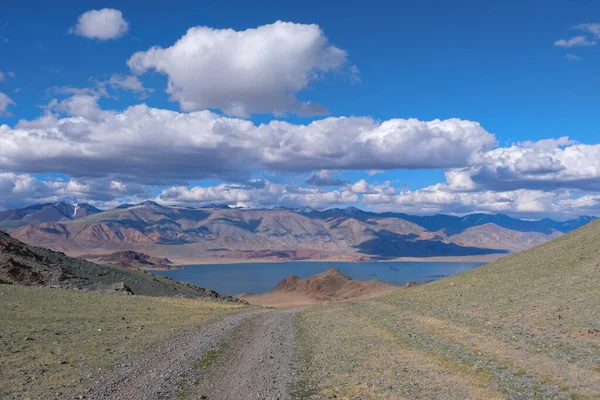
[1,218,599,399]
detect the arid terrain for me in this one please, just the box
[78,250,182,270]
[2,202,594,263]
[239,267,400,308]
[2,219,600,399]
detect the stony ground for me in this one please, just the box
[0,285,248,399]
[84,310,266,400]
[0,284,303,400]
[196,310,302,400]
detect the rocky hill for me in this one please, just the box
[78,250,178,270]
[3,202,595,261]
[238,268,399,307]
[0,230,239,301]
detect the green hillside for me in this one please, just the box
[298,219,600,399]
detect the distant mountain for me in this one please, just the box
[199,204,232,209]
[4,203,595,261]
[114,203,135,209]
[299,209,596,235]
[0,202,101,230]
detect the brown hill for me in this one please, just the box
[238,268,400,307]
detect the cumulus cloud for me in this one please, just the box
[128,21,350,117]
[0,172,146,211]
[305,170,348,186]
[2,171,597,219]
[151,179,600,218]
[363,184,600,219]
[70,9,128,40]
[0,92,15,116]
[45,94,106,119]
[554,35,596,48]
[458,138,600,192]
[348,179,387,194]
[0,99,495,183]
[156,180,358,209]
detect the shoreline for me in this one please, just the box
[166,253,505,266]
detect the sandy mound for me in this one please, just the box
[237,268,400,308]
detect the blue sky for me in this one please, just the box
[0,0,599,218]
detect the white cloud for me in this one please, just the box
[554,35,596,48]
[575,23,600,39]
[565,53,581,61]
[70,9,128,40]
[0,99,495,183]
[156,180,358,209]
[0,92,15,116]
[349,179,377,194]
[128,21,350,117]
[106,74,152,98]
[461,138,600,191]
[48,74,151,101]
[153,179,600,218]
[0,172,146,211]
[259,117,495,172]
[1,172,598,219]
[45,94,105,119]
[363,184,600,219]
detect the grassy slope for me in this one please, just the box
[0,285,248,399]
[298,220,600,399]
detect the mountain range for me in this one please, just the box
[0,201,595,261]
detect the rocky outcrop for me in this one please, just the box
[0,231,242,302]
[238,268,400,307]
[78,251,177,269]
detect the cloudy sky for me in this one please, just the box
[0,1,599,219]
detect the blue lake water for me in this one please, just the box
[154,261,486,296]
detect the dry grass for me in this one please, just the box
[0,285,247,399]
[298,221,600,399]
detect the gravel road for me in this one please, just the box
[83,310,264,400]
[199,309,301,400]
[82,309,301,400]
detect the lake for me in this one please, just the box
[154,261,486,296]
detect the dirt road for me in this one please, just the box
[84,309,301,400]
[198,309,301,400]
